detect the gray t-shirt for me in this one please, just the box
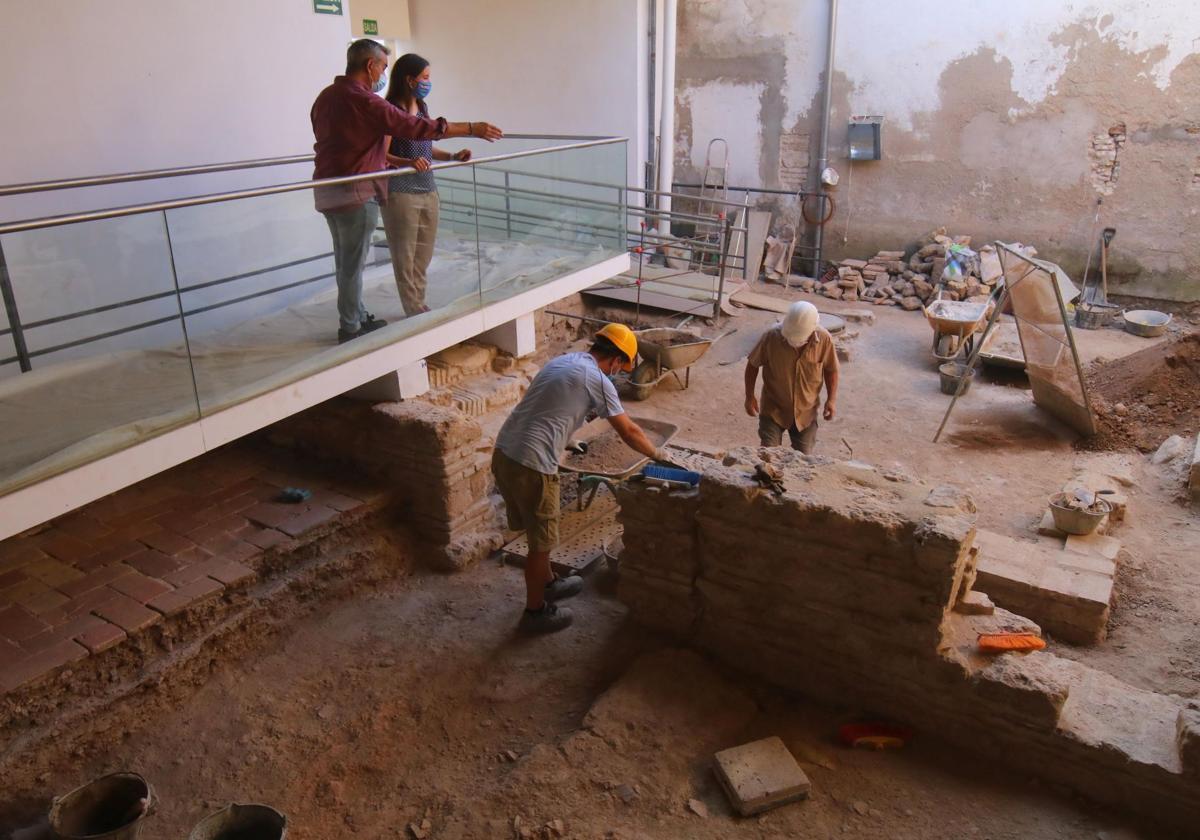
[496,352,625,474]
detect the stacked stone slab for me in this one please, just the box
[810,230,1003,312]
[615,449,1200,831]
[267,399,503,570]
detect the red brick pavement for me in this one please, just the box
[0,443,376,694]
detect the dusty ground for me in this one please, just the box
[596,286,1200,700]
[0,558,1157,839]
[2,286,1195,839]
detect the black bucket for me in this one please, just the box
[48,772,153,840]
[188,803,287,840]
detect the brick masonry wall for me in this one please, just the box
[616,448,1200,831]
[267,398,504,570]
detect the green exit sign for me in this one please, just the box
[313,0,342,15]
[362,18,379,34]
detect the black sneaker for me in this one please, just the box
[518,602,574,634]
[545,574,583,602]
[360,313,388,332]
[337,315,389,344]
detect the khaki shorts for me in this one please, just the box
[491,449,560,552]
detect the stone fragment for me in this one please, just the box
[1191,433,1200,501]
[843,310,875,325]
[714,736,810,817]
[1036,509,1067,538]
[955,590,995,616]
[924,485,976,514]
[1152,436,1187,465]
[686,798,709,818]
[1063,533,1121,562]
[899,296,922,311]
[1179,701,1200,772]
[852,801,870,816]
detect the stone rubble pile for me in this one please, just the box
[798,228,1004,313]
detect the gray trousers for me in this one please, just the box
[758,415,818,454]
[324,200,379,333]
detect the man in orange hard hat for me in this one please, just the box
[744,300,839,453]
[493,323,672,634]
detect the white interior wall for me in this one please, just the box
[0,0,350,220]
[399,0,644,189]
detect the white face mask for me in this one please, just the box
[372,67,388,94]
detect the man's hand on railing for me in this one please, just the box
[411,158,432,172]
[453,149,472,162]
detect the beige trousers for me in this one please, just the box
[380,191,439,316]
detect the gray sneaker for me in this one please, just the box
[519,602,574,634]
[545,574,584,602]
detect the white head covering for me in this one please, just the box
[780,301,819,348]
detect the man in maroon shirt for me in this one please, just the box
[312,39,502,343]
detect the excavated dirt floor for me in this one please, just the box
[588,287,1200,701]
[2,285,1196,838]
[0,561,1156,839]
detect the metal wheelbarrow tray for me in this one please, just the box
[629,328,714,400]
[924,296,994,362]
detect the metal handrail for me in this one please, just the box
[0,154,315,198]
[0,136,626,234]
[0,134,617,198]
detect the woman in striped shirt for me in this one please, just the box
[381,53,471,316]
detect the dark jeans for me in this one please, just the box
[758,415,818,454]
[323,200,380,333]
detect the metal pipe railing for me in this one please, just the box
[0,137,626,235]
[0,134,618,198]
[0,154,316,198]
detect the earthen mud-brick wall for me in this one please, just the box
[616,449,1200,831]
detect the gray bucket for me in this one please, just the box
[938,362,975,396]
[48,772,153,840]
[188,803,287,840]
[1075,302,1120,330]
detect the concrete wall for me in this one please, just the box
[674,0,1200,300]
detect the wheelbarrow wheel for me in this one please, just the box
[629,361,657,401]
[934,333,957,360]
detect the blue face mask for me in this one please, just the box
[372,69,388,94]
[416,79,432,99]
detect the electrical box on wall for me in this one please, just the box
[351,0,410,39]
[848,116,883,161]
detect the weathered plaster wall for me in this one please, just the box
[675,0,1200,300]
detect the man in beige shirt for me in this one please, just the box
[744,301,839,453]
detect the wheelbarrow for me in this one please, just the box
[559,417,680,511]
[626,327,727,401]
[924,292,994,363]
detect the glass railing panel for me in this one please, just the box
[166,174,484,416]
[0,138,627,497]
[455,141,626,305]
[0,213,200,495]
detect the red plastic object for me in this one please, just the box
[837,723,911,751]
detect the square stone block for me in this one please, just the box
[714,736,811,816]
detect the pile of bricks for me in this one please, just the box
[614,448,1200,832]
[800,230,1003,311]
